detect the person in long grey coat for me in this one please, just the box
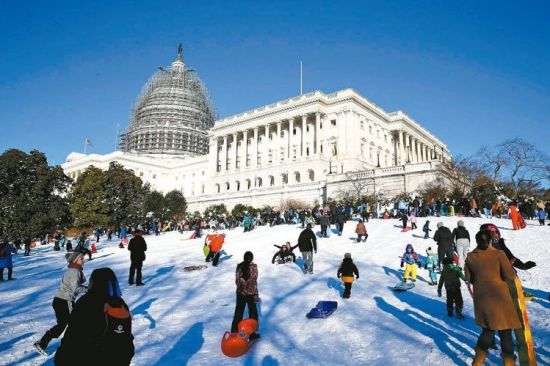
[34,252,87,354]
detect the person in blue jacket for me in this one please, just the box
[0,240,18,280]
[537,207,546,225]
[400,244,421,282]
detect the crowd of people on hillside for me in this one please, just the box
[0,194,547,365]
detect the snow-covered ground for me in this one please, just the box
[0,216,548,366]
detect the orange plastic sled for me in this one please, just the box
[221,318,258,357]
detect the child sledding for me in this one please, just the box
[395,244,421,291]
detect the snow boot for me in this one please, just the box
[34,332,52,356]
[472,347,488,366]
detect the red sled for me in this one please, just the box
[221,318,258,357]
[91,243,97,254]
[401,227,411,233]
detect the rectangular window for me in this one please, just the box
[293,128,297,135]
[331,119,336,126]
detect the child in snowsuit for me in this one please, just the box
[337,253,359,298]
[424,247,438,285]
[423,220,431,239]
[0,241,18,280]
[438,257,465,318]
[400,244,421,282]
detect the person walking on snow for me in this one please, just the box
[335,210,345,236]
[438,257,465,318]
[451,220,470,269]
[400,244,421,282]
[231,251,260,340]
[355,220,368,242]
[433,222,454,270]
[319,212,330,238]
[0,240,18,280]
[34,252,87,355]
[128,229,147,286]
[465,230,520,366]
[400,213,408,229]
[337,253,359,298]
[298,223,317,274]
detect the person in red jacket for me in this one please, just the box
[205,231,225,267]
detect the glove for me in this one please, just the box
[523,261,536,269]
[437,291,442,297]
[400,262,404,268]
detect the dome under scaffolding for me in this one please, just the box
[119,44,216,157]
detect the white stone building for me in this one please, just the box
[62,51,452,212]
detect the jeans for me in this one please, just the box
[337,222,344,236]
[301,251,313,273]
[231,293,258,332]
[321,225,328,237]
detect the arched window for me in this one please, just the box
[225,182,230,191]
[245,179,251,190]
[281,173,288,185]
[308,169,315,181]
[257,177,263,187]
[295,172,301,183]
[269,175,275,186]
[236,181,240,191]
[215,184,220,193]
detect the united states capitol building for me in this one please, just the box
[62,47,452,212]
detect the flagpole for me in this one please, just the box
[300,61,303,95]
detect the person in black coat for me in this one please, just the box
[335,211,345,236]
[433,222,454,269]
[337,253,359,298]
[128,229,147,286]
[319,214,330,238]
[54,268,134,366]
[297,223,317,274]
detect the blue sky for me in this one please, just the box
[0,1,548,167]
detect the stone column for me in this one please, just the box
[233,132,238,170]
[412,138,417,163]
[398,130,405,165]
[301,115,307,157]
[288,117,294,159]
[209,138,218,174]
[243,129,248,168]
[315,112,321,155]
[276,121,282,163]
[253,128,259,167]
[222,135,228,171]
[264,124,270,165]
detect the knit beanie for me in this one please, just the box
[65,252,84,264]
[344,253,351,259]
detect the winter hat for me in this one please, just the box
[457,220,465,227]
[437,222,444,228]
[344,253,352,259]
[65,252,84,264]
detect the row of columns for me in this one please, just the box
[396,130,441,165]
[212,112,323,173]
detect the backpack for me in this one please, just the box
[101,281,135,364]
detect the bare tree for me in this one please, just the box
[497,138,550,198]
[344,170,374,203]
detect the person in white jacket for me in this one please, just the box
[34,252,87,355]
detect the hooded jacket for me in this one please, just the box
[401,244,420,265]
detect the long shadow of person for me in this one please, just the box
[327,277,344,297]
[132,298,158,329]
[154,322,204,366]
[374,296,480,366]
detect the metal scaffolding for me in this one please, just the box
[119,45,216,157]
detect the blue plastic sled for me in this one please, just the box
[306,301,338,319]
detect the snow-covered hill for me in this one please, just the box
[1,216,548,365]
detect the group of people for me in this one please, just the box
[2,205,539,365]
